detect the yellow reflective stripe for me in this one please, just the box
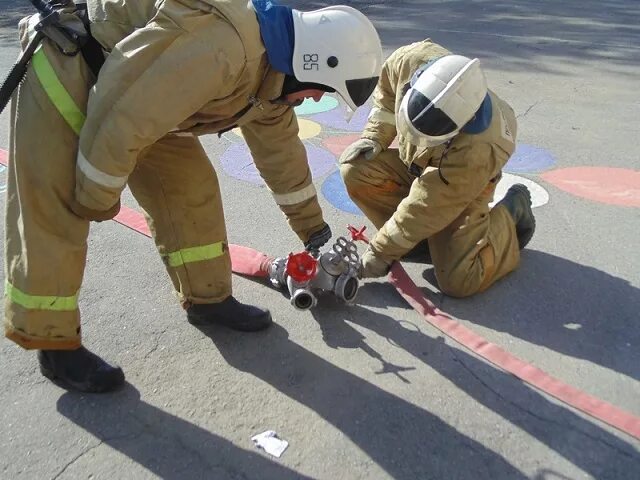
[5,282,78,311]
[167,243,225,267]
[32,48,85,135]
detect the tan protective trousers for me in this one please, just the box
[341,149,521,298]
[4,39,231,350]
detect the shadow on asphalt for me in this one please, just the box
[0,3,29,46]
[356,249,640,383]
[308,302,639,479]
[203,323,528,479]
[3,1,639,70]
[443,250,638,383]
[57,385,312,480]
[283,0,640,72]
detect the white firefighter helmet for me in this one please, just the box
[397,55,488,147]
[291,6,383,111]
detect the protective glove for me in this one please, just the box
[339,138,382,164]
[358,246,393,279]
[69,199,121,222]
[304,223,332,251]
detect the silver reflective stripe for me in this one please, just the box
[26,14,42,43]
[77,150,128,189]
[368,107,396,126]
[271,184,317,206]
[384,217,414,249]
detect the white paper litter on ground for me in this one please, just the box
[251,430,289,458]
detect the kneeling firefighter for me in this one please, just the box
[2,0,383,392]
[339,40,535,297]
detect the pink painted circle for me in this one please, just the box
[541,167,640,207]
[322,134,399,157]
[322,134,360,156]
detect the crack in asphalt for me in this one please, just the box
[452,351,638,461]
[143,327,168,359]
[50,441,103,480]
[50,432,143,480]
[517,100,542,118]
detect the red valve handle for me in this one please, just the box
[286,251,318,282]
[347,225,370,244]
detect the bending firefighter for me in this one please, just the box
[3,0,383,392]
[340,40,535,296]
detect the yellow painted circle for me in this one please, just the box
[231,119,322,140]
[297,119,322,139]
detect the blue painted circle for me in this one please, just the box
[321,170,364,215]
[221,142,336,185]
[294,96,339,116]
[309,104,371,132]
[504,144,556,173]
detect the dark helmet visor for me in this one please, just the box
[407,90,458,137]
[346,77,379,107]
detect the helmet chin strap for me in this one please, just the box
[271,75,336,105]
[280,75,336,96]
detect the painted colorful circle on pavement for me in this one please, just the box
[309,104,370,132]
[233,119,322,141]
[294,96,339,116]
[504,144,556,174]
[324,170,550,216]
[541,167,640,207]
[322,134,399,158]
[321,170,363,215]
[490,173,549,208]
[221,142,336,186]
[322,134,361,156]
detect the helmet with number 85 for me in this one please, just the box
[291,6,383,111]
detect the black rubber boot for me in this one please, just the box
[402,239,432,263]
[495,184,536,249]
[38,347,125,393]
[187,296,272,332]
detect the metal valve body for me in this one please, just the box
[268,237,361,310]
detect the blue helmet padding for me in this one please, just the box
[461,94,492,134]
[252,0,295,76]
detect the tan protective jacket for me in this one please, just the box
[78,0,324,241]
[361,40,518,259]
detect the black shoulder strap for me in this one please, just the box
[80,34,105,78]
[75,4,105,78]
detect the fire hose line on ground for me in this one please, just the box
[0,147,638,441]
[114,205,640,441]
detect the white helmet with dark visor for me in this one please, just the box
[397,55,488,147]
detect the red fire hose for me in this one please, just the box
[1,146,637,442]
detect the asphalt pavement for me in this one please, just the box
[0,1,639,478]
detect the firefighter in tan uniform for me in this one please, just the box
[339,40,535,296]
[3,0,383,392]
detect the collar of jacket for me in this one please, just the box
[251,0,295,76]
[254,62,287,103]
